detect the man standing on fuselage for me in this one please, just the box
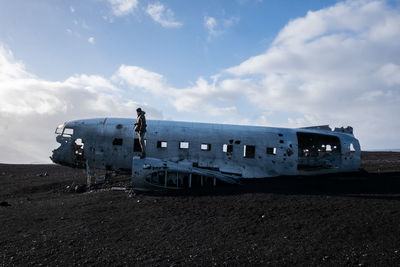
[134,108,147,158]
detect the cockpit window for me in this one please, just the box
[63,128,74,136]
[55,124,65,134]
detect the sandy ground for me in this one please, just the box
[1,152,400,266]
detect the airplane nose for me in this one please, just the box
[51,135,73,164]
[50,148,60,164]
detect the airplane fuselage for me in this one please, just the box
[51,118,361,189]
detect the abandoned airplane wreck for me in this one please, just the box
[51,118,361,191]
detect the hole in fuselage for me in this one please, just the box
[296,132,341,170]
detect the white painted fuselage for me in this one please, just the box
[51,118,361,190]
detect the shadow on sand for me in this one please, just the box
[147,171,400,199]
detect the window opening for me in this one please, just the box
[55,124,65,135]
[266,147,277,155]
[279,140,284,144]
[63,128,74,136]
[159,171,166,185]
[180,141,189,149]
[244,145,256,158]
[297,132,341,170]
[113,138,123,146]
[350,143,355,152]
[235,140,241,144]
[167,172,178,186]
[157,141,168,148]
[201,144,211,151]
[146,171,166,186]
[223,144,233,153]
[73,138,85,163]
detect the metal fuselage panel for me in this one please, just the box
[51,118,361,178]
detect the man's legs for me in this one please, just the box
[138,133,146,158]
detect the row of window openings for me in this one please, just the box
[159,141,277,158]
[157,141,276,158]
[113,138,277,158]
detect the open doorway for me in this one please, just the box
[297,132,341,170]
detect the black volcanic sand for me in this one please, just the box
[1,152,400,266]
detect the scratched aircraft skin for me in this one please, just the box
[51,118,361,191]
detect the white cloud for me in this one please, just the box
[64,74,120,93]
[0,46,32,80]
[113,65,165,94]
[108,0,138,16]
[88,37,95,44]
[146,3,182,28]
[117,0,400,149]
[375,63,400,86]
[204,15,239,39]
[70,6,75,13]
[0,45,162,163]
[204,16,217,36]
[224,0,400,149]
[114,66,242,117]
[2,0,400,164]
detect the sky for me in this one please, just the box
[0,0,400,163]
